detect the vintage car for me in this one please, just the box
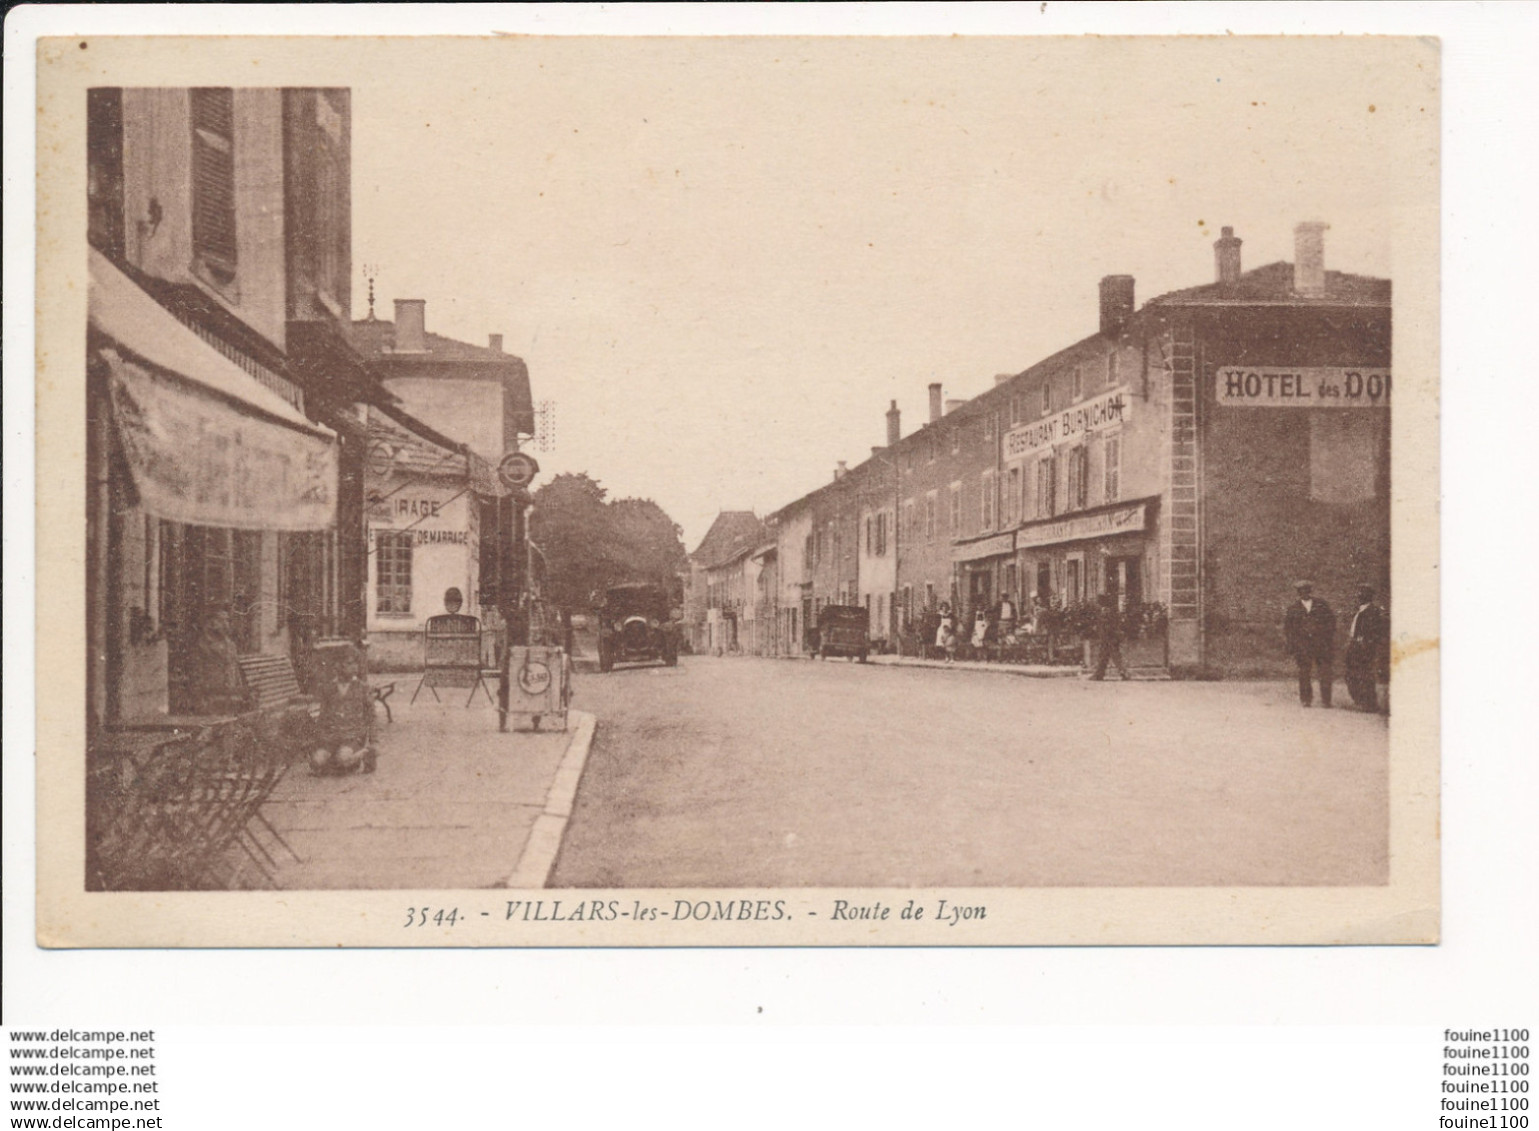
[814,604,870,662]
[596,582,679,672]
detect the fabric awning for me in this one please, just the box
[91,250,339,531]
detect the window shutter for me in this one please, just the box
[190,88,237,284]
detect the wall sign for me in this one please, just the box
[1016,503,1147,550]
[1004,387,1131,461]
[1215,367,1391,407]
[952,532,1016,563]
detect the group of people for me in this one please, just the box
[1285,580,1389,712]
[931,592,1052,663]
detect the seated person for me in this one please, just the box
[188,605,248,715]
[309,645,376,776]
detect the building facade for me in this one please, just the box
[85,85,374,730]
[764,221,1390,676]
[684,511,767,655]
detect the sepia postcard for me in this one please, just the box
[33,33,1439,947]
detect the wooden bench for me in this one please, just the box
[237,653,319,714]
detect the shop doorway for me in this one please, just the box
[1106,556,1143,609]
[1035,561,1052,603]
[968,569,992,618]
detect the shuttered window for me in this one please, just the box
[190,88,237,287]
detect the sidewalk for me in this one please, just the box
[262,685,596,890]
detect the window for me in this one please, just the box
[1104,433,1122,503]
[1037,455,1057,518]
[376,530,414,615]
[1071,366,1083,402]
[804,532,815,572]
[924,492,938,542]
[1107,351,1120,388]
[1067,445,1089,511]
[1041,380,1053,415]
[981,470,997,530]
[1007,466,1022,525]
[1009,395,1020,426]
[904,498,916,541]
[874,511,888,556]
[951,428,961,455]
[190,88,238,289]
[831,521,841,564]
[948,483,962,536]
[865,515,873,555]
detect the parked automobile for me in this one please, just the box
[595,583,679,672]
[814,604,869,662]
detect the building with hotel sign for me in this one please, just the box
[768,221,1390,676]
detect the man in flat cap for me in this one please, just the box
[1283,580,1336,707]
[1343,585,1389,712]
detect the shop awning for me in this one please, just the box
[90,250,339,531]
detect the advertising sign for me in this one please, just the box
[1004,387,1131,462]
[1016,503,1147,550]
[1215,367,1391,408]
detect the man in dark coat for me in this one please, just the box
[1343,585,1389,712]
[1089,593,1130,681]
[1283,580,1336,707]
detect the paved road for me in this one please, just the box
[549,656,1388,888]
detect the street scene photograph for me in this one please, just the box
[38,33,1438,943]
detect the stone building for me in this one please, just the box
[766,221,1390,676]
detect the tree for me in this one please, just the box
[530,473,687,610]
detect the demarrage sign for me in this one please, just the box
[1003,387,1131,462]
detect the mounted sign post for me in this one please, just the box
[496,449,539,731]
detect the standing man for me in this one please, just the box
[1344,585,1389,712]
[1283,580,1337,707]
[997,592,1017,643]
[1089,593,1130,681]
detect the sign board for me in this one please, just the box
[1215,367,1391,408]
[952,532,1016,563]
[1004,387,1131,462]
[1016,503,1147,550]
[498,450,540,490]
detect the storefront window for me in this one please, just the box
[948,484,961,536]
[376,530,414,615]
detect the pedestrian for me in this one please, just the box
[1283,580,1337,707]
[188,604,247,714]
[1344,585,1388,712]
[997,593,1017,642]
[971,606,990,650]
[936,602,957,663]
[1089,593,1130,680]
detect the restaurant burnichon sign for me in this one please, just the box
[1003,387,1131,462]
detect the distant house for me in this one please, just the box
[685,511,767,655]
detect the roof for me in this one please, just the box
[1144,261,1391,307]
[350,318,525,364]
[690,511,766,569]
[367,404,504,495]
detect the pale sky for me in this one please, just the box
[340,36,1430,548]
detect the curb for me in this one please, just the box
[867,656,1082,678]
[504,709,597,889]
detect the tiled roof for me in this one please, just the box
[1144,261,1390,306]
[350,319,522,363]
[691,511,766,569]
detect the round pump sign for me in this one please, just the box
[497,450,540,490]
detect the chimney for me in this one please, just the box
[1099,276,1135,337]
[928,382,943,424]
[834,461,848,481]
[1294,221,1329,297]
[1214,226,1243,285]
[488,333,503,353]
[886,400,901,447]
[393,299,427,352]
[945,398,965,415]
